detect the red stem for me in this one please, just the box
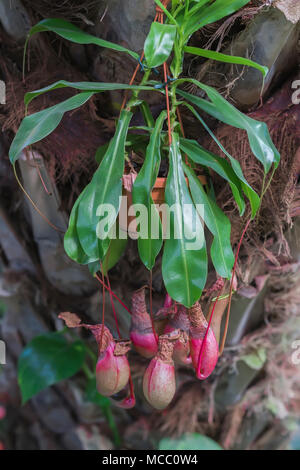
[219,218,251,355]
[106,273,121,338]
[99,263,106,352]
[149,270,159,343]
[35,162,52,196]
[95,273,132,315]
[117,372,136,409]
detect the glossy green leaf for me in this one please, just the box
[77,110,132,259]
[86,223,128,276]
[159,433,223,450]
[24,80,153,109]
[180,138,246,215]
[183,0,251,39]
[103,235,128,275]
[64,187,98,265]
[86,235,128,277]
[184,45,268,77]
[180,99,260,217]
[88,260,100,276]
[140,101,155,128]
[184,164,234,279]
[162,134,207,308]
[9,92,94,164]
[144,22,177,68]
[177,81,280,173]
[18,332,86,403]
[132,111,166,269]
[25,18,139,62]
[189,0,213,11]
[95,142,110,165]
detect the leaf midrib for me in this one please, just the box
[170,140,191,306]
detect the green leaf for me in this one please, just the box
[159,433,223,450]
[97,138,147,167]
[240,348,267,370]
[140,101,155,128]
[18,332,86,403]
[9,92,94,164]
[184,45,268,77]
[102,234,128,275]
[180,99,260,217]
[132,111,166,269]
[64,187,98,265]
[24,80,153,109]
[172,1,211,27]
[88,260,100,276]
[129,125,154,133]
[188,0,214,11]
[95,142,110,165]
[171,0,180,10]
[183,0,251,39]
[162,134,207,308]
[144,22,177,68]
[184,164,234,279]
[77,110,132,259]
[25,18,139,62]
[179,138,246,215]
[177,81,280,173]
[87,231,129,275]
[126,134,149,155]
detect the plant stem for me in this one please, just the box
[185,0,190,15]
[169,35,184,134]
[106,408,121,447]
[82,362,94,380]
[86,347,97,366]
[82,364,121,448]
[126,69,151,111]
